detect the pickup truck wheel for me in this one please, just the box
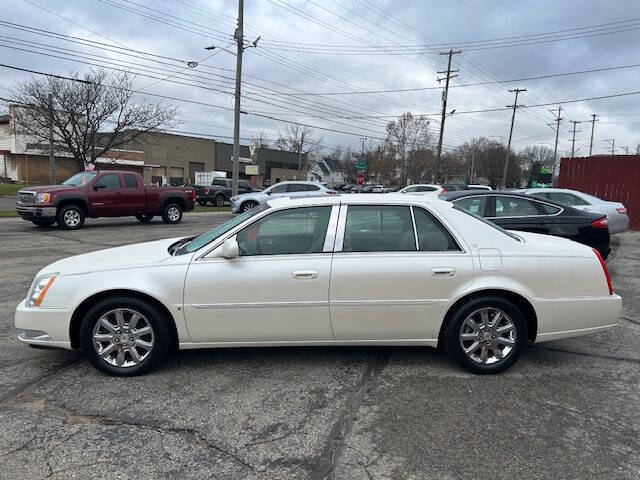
[80,296,171,376]
[214,194,225,207]
[32,219,56,227]
[241,200,258,212]
[135,214,154,223]
[57,205,85,230]
[162,203,183,224]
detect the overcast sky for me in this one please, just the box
[2,0,640,158]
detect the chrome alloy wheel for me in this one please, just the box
[459,307,516,365]
[167,206,180,222]
[64,210,81,227]
[92,308,155,368]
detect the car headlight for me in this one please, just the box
[35,193,50,203]
[27,273,58,307]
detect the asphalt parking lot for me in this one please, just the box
[1,213,639,479]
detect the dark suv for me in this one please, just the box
[195,178,253,206]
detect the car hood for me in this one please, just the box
[39,237,186,276]
[19,185,78,194]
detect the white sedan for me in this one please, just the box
[15,194,621,376]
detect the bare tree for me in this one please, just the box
[635,142,640,155]
[12,68,178,171]
[275,125,322,176]
[456,137,522,188]
[251,130,269,148]
[384,113,432,185]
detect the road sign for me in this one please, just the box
[355,161,367,170]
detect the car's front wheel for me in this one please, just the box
[241,200,258,212]
[80,297,171,376]
[162,203,183,224]
[213,194,225,207]
[57,205,85,230]
[443,296,527,375]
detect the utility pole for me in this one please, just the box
[359,136,367,162]
[569,121,581,158]
[622,146,629,155]
[502,88,526,188]
[548,106,562,185]
[435,49,460,183]
[297,129,305,179]
[605,138,615,156]
[230,0,244,197]
[469,149,475,184]
[588,113,597,156]
[48,93,55,183]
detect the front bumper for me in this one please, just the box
[231,198,240,213]
[14,299,73,350]
[16,205,57,221]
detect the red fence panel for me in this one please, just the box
[558,155,640,230]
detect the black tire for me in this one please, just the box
[56,204,85,230]
[79,296,171,376]
[241,200,258,212]
[443,296,527,375]
[162,203,183,224]
[32,219,55,227]
[197,199,207,206]
[135,214,154,223]
[213,194,225,207]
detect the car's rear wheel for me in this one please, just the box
[57,205,85,230]
[135,214,154,223]
[162,203,183,224]
[443,296,527,374]
[79,297,171,376]
[32,219,56,227]
[241,200,258,212]
[213,194,225,207]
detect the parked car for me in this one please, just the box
[339,184,356,192]
[371,184,389,193]
[195,177,252,207]
[15,194,621,376]
[361,185,375,193]
[515,188,629,234]
[398,184,443,195]
[16,171,195,230]
[230,180,336,213]
[468,184,492,191]
[440,190,611,258]
[441,184,469,192]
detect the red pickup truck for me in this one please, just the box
[16,170,195,229]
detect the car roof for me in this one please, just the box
[266,193,453,209]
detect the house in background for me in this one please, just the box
[307,157,346,186]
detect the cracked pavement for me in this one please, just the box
[1,214,639,479]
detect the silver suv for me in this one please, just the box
[231,180,337,213]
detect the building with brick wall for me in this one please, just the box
[0,108,144,185]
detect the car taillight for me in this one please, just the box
[327,190,337,195]
[190,190,196,201]
[591,217,608,228]
[441,187,446,193]
[616,207,627,214]
[205,188,210,194]
[592,247,613,295]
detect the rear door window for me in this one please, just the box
[413,207,460,251]
[453,196,488,216]
[343,206,416,252]
[494,196,541,217]
[123,174,138,188]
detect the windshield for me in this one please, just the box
[176,203,269,255]
[452,204,522,242]
[63,172,98,186]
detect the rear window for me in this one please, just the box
[123,174,138,188]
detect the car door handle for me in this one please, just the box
[292,269,318,280]
[430,267,456,277]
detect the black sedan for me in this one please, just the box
[440,190,611,258]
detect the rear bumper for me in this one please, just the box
[14,299,73,349]
[16,205,56,221]
[533,294,622,342]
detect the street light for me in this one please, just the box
[204,30,260,196]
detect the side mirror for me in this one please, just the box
[220,237,239,259]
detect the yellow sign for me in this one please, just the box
[245,165,259,175]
